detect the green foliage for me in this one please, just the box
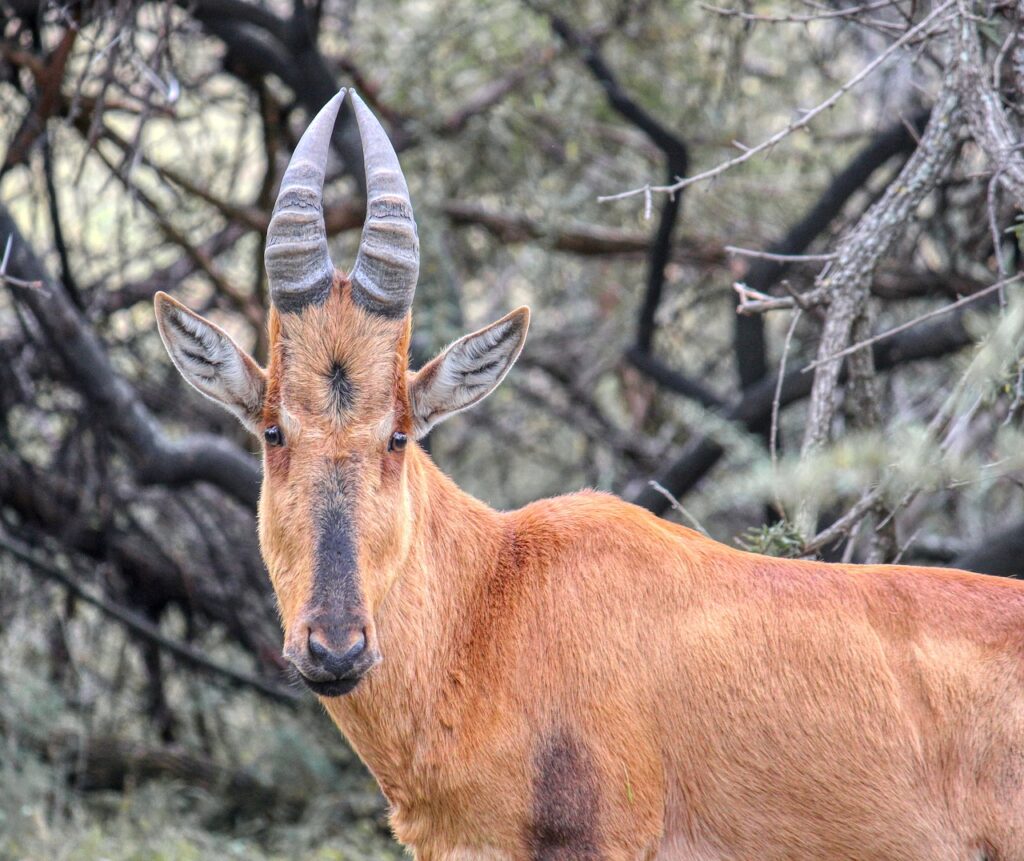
[735,520,806,558]
[0,589,401,861]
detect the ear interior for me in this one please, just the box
[154,291,267,434]
[409,307,530,439]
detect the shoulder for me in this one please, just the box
[505,489,712,562]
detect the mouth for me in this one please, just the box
[299,672,365,697]
[290,648,381,698]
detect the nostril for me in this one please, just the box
[307,628,331,663]
[341,631,366,664]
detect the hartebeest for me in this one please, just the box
[155,88,1024,860]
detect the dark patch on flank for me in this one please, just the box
[527,730,602,860]
[326,360,356,414]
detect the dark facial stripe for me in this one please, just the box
[528,730,602,860]
[326,360,355,415]
[309,462,365,637]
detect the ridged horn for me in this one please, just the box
[348,92,419,318]
[264,88,346,314]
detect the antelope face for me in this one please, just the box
[155,90,528,697]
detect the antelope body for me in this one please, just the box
[155,89,1024,860]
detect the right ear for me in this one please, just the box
[154,291,267,435]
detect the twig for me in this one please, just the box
[734,281,799,314]
[726,245,836,263]
[731,111,929,388]
[802,273,1023,372]
[598,0,956,203]
[770,309,803,517]
[632,284,991,515]
[0,236,46,292]
[701,0,897,23]
[88,136,260,325]
[802,486,885,554]
[0,208,261,509]
[436,44,559,137]
[647,481,710,535]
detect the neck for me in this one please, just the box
[324,442,505,799]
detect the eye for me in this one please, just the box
[388,431,408,453]
[264,425,284,447]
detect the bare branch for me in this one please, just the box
[632,289,993,513]
[800,84,961,459]
[804,273,1023,372]
[726,246,836,263]
[599,1,956,203]
[954,3,1024,206]
[646,481,709,535]
[701,0,900,24]
[0,206,262,509]
[0,530,295,703]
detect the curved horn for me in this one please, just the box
[348,92,419,318]
[265,88,346,313]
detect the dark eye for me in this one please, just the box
[264,425,284,447]
[388,431,408,453]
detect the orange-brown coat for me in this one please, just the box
[155,87,1024,861]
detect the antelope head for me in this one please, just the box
[155,89,529,696]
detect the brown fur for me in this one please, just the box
[193,277,1024,859]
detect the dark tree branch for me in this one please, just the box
[734,111,931,404]
[88,224,248,316]
[951,518,1024,579]
[546,11,709,408]
[443,199,725,262]
[631,293,993,513]
[1,23,77,174]
[0,206,262,509]
[0,531,296,703]
[41,125,81,307]
[185,0,368,195]
[436,45,559,137]
[624,346,726,409]
[546,15,687,161]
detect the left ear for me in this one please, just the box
[409,307,530,439]
[154,291,267,435]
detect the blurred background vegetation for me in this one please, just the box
[0,0,1021,857]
